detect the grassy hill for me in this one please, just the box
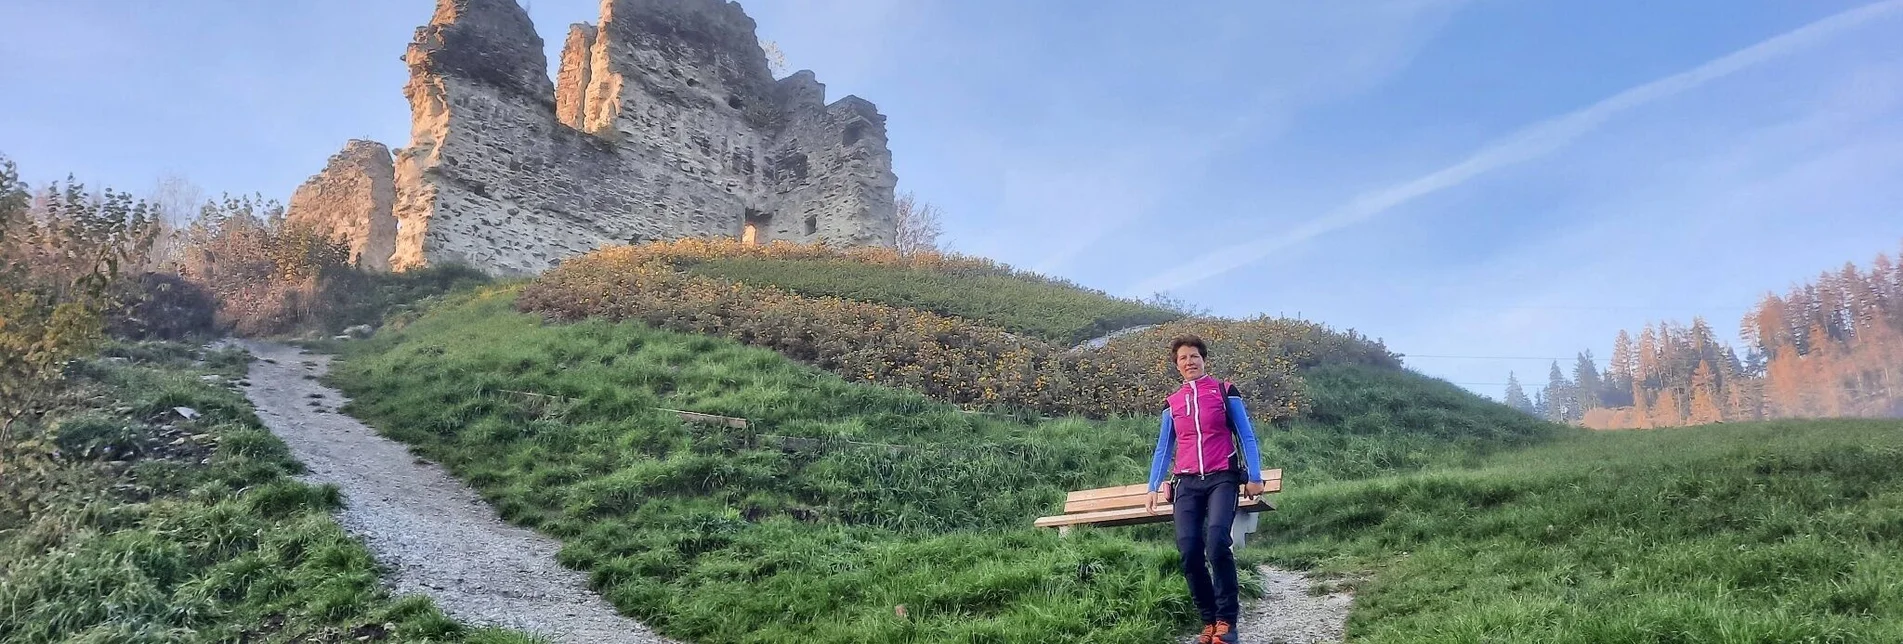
[317,239,1566,641]
[680,255,1183,346]
[0,341,525,643]
[311,242,1903,641]
[1257,419,1903,642]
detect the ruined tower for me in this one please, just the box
[378,0,900,276]
[282,140,399,272]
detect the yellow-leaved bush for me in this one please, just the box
[518,242,1401,421]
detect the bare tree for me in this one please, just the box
[893,190,944,257]
[143,174,206,272]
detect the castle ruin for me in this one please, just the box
[285,0,899,276]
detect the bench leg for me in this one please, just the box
[1230,512,1258,550]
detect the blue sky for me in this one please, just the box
[4,0,1903,398]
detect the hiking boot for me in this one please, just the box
[1213,620,1237,644]
[1194,623,1217,644]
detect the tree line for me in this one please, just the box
[1504,241,1903,428]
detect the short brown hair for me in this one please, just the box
[1169,334,1207,359]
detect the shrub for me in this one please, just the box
[107,272,220,341]
[0,155,149,441]
[518,243,1401,421]
[174,194,349,337]
[685,256,1181,345]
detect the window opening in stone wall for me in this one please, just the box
[842,123,864,146]
[743,208,771,246]
[728,96,744,109]
[804,215,817,236]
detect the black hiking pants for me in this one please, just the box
[1172,468,1242,625]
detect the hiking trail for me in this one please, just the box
[1214,566,1354,644]
[229,339,1348,643]
[230,339,677,644]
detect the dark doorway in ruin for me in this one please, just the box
[742,208,771,246]
[804,215,817,236]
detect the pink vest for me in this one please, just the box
[1167,375,1237,475]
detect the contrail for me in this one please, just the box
[1123,0,1903,298]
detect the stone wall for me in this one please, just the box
[282,139,397,272]
[381,0,898,276]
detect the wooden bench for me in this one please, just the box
[1036,469,1283,545]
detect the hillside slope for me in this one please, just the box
[324,281,1566,642]
[1255,418,1903,643]
[517,240,1527,436]
[0,342,522,643]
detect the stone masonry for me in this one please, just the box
[372,0,899,276]
[282,140,398,272]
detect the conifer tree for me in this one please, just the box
[1544,361,1574,422]
[1572,350,1604,414]
[1689,360,1723,424]
[1504,372,1535,415]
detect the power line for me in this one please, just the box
[1403,354,1569,361]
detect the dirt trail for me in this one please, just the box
[1225,566,1354,643]
[230,340,676,644]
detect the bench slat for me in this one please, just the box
[1064,469,1283,503]
[1064,488,1269,514]
[1035,497,1276,529]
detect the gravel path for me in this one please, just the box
[1069,324,1161,352]
[1231,566,1354,643]
[1176,565,1353,644]
[231,340,677,644]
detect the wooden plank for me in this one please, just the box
[1064,469,1283,503]
[1036,497,1276,529]
[1063,488,1271,514]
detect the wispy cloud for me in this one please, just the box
[1122,0,1903,298]
[1375,60,1903,396]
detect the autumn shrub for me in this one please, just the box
[685,255,1182,345]
[1,157,155,441]
[518,243,1401,421]
[171,195,348,337]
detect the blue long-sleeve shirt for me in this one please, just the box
[1147,394,1264,493]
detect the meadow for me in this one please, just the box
[1257,419,1903,643]
[0,341,531,643]
[325,284,1561,642]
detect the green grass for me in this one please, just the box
[1253,419,1903,643]
[316,263,494,335]
[684,256,1183,346]
[0,341,535,643]
[309,253,1903,642]
[320,286,1571,642]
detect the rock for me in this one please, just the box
[173,407,200,420]
[335,0,902,278]
[283,139,398,272]
[344,324,375,338]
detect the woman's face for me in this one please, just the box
[1174,345,1205,381]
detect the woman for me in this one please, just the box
[1146,334,1265,644]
